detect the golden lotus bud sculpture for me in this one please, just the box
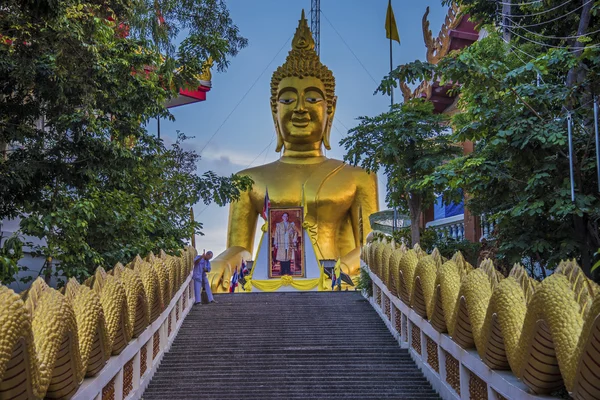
[0,246,196,399]
[363,238,600,398]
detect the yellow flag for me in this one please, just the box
[385,0,400,44]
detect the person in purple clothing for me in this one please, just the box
[193,250,215,304]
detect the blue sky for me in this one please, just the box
[159,0,449,257]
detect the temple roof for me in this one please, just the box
[401,5,479,114]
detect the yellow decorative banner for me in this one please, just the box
[249,276,322,292]
[245,262,329,292]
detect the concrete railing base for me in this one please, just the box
[366,263,556,400]
[72,273,195,400]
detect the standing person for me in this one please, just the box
[274,212,297,275]
[193,250,215,304]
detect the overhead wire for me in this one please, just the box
[500,0,574,18]
[335,118,351,133]
[197,204,210,217]
[246,133,276,169]
[495,0,544,5]
[500,0,593,28]
[262,134,273,164]
[196,134,275,218]
[195,34,290,218]
[320,10,379,85]
[506,17,600,39]
[508,20,600,39]
[500,20,595,137]
[505,26,600,49]
[198,34,293,156]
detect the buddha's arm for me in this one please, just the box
[226,186,258,250]
[209,188,257,292]
[350,171,379,247]
[341,172,379,275]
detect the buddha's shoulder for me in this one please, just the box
[331,160,377,182]
[234,158,374,180]
[337,161,373,176]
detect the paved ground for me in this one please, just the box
[143,292,440,399]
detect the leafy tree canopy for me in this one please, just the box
[341,99,460,245]
[0,0,252,284]
[376,0,600,276]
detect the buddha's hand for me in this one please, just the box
[339,247,362,277]
[208,246,252,293]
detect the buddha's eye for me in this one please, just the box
[278,98,295,105]
[306,97,323,104]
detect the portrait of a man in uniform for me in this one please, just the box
[269,208,304,278]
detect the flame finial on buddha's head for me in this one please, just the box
[291,9,315,51]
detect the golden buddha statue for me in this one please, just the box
[208,10,379,292]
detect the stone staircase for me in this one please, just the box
[143,292,440,399]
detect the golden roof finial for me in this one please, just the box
[198,57,213,83]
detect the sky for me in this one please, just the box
[159,0,449,258]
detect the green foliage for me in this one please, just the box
[431,236,482,267]
[391,228,438,250]
[0,0,252,284]
[341,98,461,245]
[0,233,26,285]
[592,249,600,273]
[391,228,481,266]
[356,266,373,298]
[379,1,600,275]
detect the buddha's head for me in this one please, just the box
[270,10,337,152]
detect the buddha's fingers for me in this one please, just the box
[221,265,232,292]
[208,269,225,293]
[340,248,361,276]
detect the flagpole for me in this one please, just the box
[389,0,394,107]
[190,207,196,249]
[388,0,396,232]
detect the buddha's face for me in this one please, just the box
[275,76,330,146]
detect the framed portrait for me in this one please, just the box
[268,207,304,278]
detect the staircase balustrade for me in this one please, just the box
[365,266,556,400]
[72,273,194,400]
[0,249,196,400]
[426,214,466,241]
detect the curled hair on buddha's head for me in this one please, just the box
[270,10,337,151]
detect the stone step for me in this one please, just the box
[143,292,439,399]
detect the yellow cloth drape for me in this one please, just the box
[249,277,321,292]
[334,258,341,278]
[245,262,329,292]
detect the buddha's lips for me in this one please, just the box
[292,118,310,127]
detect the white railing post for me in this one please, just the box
[115,368,124,400]
[131,350,141,396]
[425,214,466,242]
[459,362,469,400]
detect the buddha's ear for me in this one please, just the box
[323,96,337,150]
[273,115,284,152]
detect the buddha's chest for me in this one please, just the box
[250,165,355,222]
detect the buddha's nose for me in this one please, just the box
[294,98,307,112]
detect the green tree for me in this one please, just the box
[380,1,600,276]
[0,0,252,284]
[341,99,460,245]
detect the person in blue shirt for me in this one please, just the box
[193,250,215,304]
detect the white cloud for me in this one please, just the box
[201,149,260,168]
